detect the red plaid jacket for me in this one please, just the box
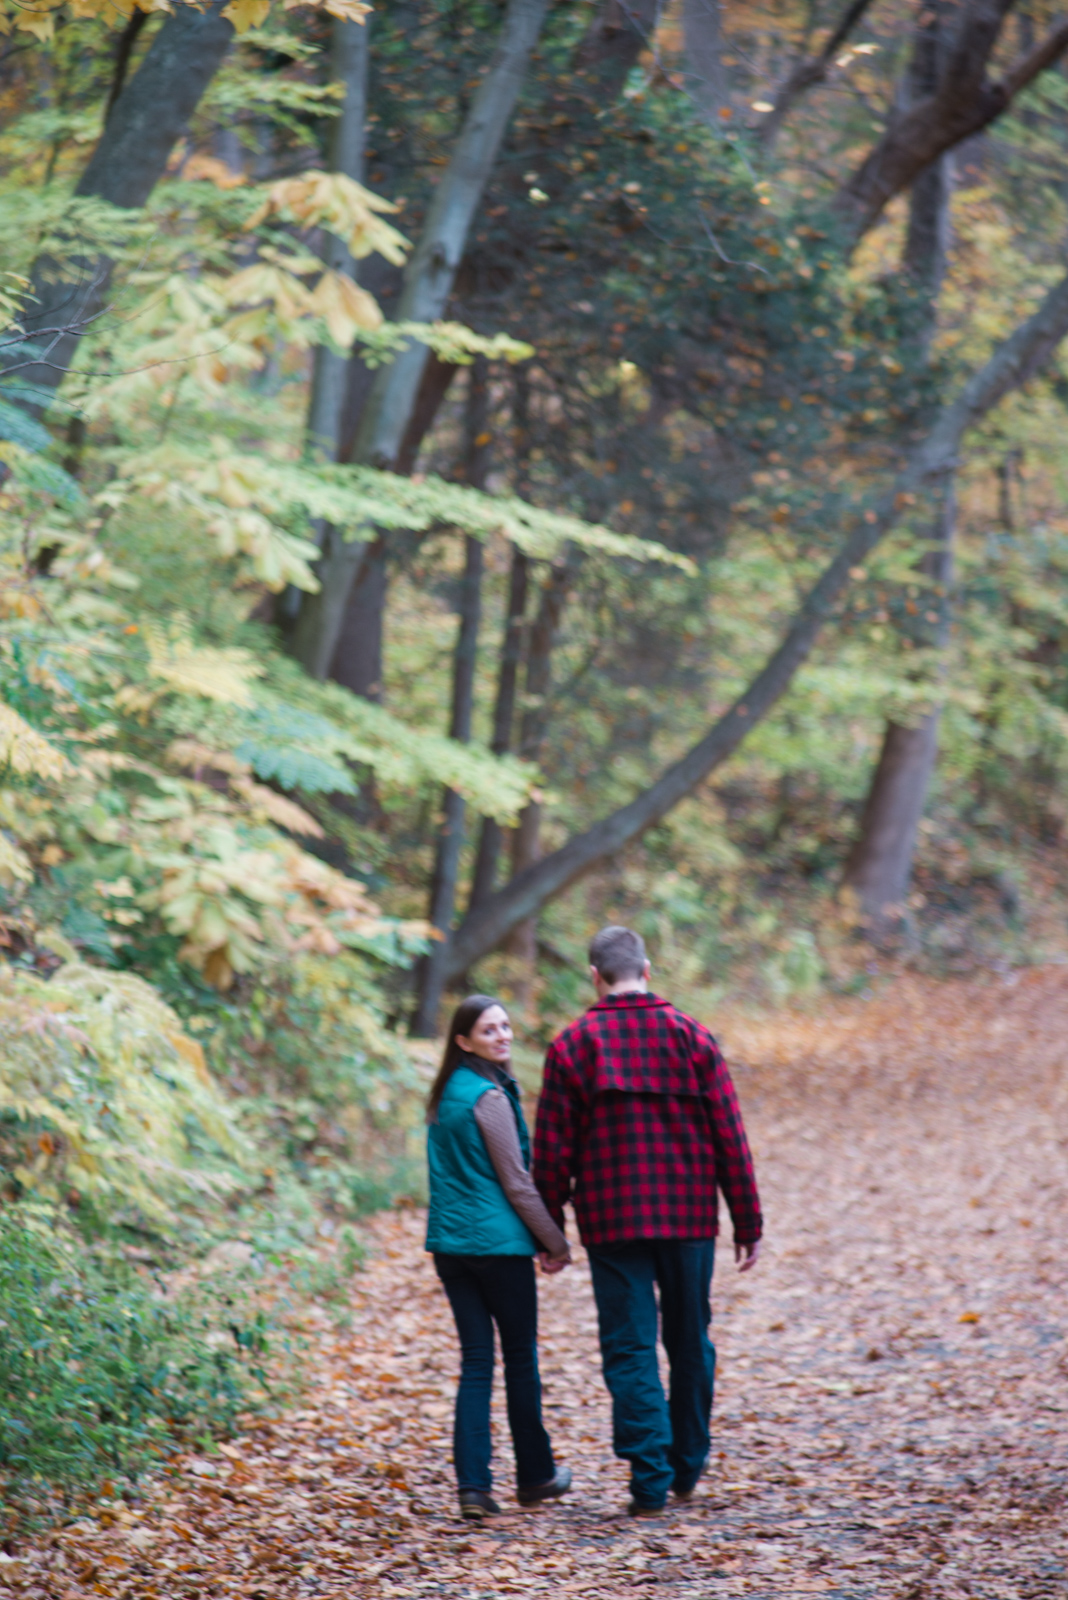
[531,992,762,1248]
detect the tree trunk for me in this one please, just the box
[306,11,370,460]
[901,2,952,311]
[291,0,552,682]
[276,12,371,635]
[841,488,956,942]
[682,0,727,123]
[466,546,529,911]
[832,1,1068,244]
[439,263,1068,981]
[842,30,954,946]
[323,353,459,690]
[504,558,575,971]
[330,535,387,698]
[467,366,534,912]
[411,360,492,1036]
[11,0,235,409]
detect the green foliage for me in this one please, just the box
[0,960,252,1225]
[0,1209,271,1518]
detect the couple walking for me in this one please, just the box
[425,924,763,1521]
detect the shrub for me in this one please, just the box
[0,961,254,1226]
[0,1208,270,1525]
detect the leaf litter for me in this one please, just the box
[6,968,1068,1599]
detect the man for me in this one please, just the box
[532,924,762,1516]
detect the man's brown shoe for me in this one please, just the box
[673,1463,708,1503]
[627,1498,666,1517]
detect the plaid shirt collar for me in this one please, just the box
[589,990,669,1013]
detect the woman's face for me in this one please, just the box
[457,1004,513,1065]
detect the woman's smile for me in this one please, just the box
[457,1003,513,1064]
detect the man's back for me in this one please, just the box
[532,991,762,1248]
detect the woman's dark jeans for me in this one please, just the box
[434,1253,555,1494]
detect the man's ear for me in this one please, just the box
[589,964,602,991]
[644,959,652,981]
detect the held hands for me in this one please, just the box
[537,1249,572,1275]
[735,1239,761,1273]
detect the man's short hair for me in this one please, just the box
[589,925,647,984]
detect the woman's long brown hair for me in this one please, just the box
[426,994,504,1122]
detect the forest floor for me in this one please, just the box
[8,967,1068,1600]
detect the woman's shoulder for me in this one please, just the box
[440,1062,494,1105]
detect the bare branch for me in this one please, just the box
[756,0,879,149]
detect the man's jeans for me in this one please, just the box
[587,1238,716,1508]
[435,1253,555,1494]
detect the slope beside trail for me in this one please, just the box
[9,969,1068,1600]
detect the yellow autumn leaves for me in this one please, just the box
[0,960,251,1219]
[225,172,410,346]
[0,0,370,43]
[248,172,409,263]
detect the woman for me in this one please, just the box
[426,994,572,1521]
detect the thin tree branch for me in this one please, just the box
[443,261,1068,979]
[104,8,149,126]
[756,0,878,149]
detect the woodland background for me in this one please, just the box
[2,0,1068,1524]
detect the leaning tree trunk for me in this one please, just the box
[411,360,492,1036]
[11,0,235,410]
[291,0,552,682]
[831,0,1068,246]
[438,263,1068,982]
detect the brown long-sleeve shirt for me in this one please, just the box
[471,1075,569,1259]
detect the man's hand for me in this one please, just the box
[734,1239,760,1273]
[538,1250,571,1275]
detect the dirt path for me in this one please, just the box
[11,970,1068,1599]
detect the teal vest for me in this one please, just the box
[425,1061,536,1256]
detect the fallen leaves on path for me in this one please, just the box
[6,969,1068,1599]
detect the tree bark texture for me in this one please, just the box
[503,557,575,966]
[467,546,529,911]
[467,367,534,912]
[306,12,370,460]
[412,361,491,1035]
[329,534,387,697]
[682,0,727,123]
[842,487,956,941]
[842,63,954,941]
[901,2,953,306]
[12,0,235,407]
[833,0,1068,244]
[325,356,459,696]
[441,261,1068,982]
[292,0,552,682]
